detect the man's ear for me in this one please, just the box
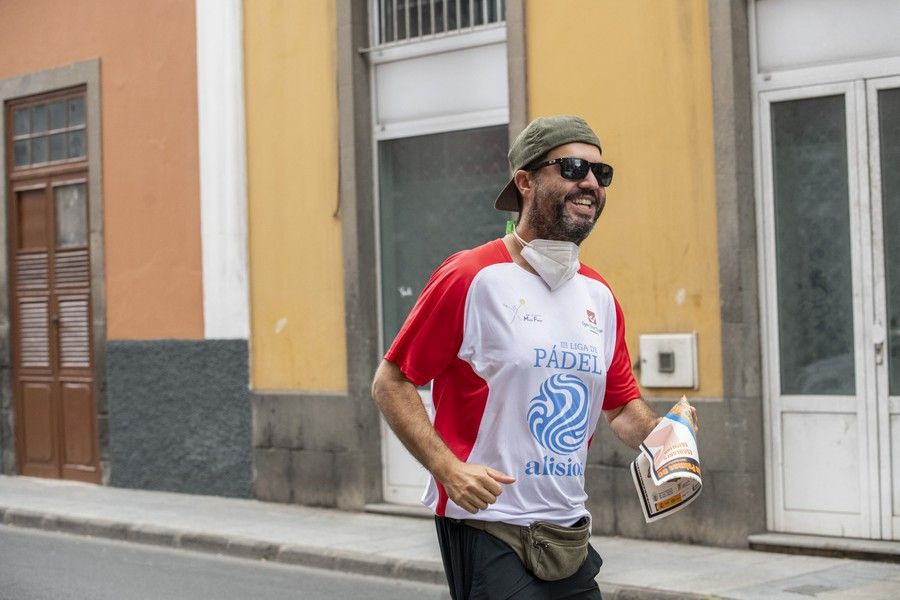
[514,170,532,197]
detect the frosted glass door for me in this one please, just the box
[761,83,875,538]
[870,79,900,540]
[377,125,508,504]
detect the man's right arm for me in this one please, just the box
[371,359,515,514]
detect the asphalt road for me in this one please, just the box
[0,525,451,600]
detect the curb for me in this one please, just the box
[0,506,720,599]
[0,506,446,586]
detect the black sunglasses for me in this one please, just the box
[527,157,614,187]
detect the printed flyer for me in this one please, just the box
[631,396,702,523]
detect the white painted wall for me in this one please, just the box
[371,28,509,140]
[756,0,900,73]
[195,0,249,339]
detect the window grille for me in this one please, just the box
[373,0,505,47]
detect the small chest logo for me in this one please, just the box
[503,297,542,324]
[582,308,602,336]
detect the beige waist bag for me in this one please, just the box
[463,517,591,581]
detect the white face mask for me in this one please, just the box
[513,231,580,291]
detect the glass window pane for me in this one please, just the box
[50,133,67,161]
[32,135,49,164]
[772,95,855,395]
[879,87,900,395]
[13,140,29,167]
[68,97,85,126]
[68,130,85,159]
[55,183,88,248]
[434,0,445,32]
[409,0,419,37]
[13,108,29,136]
[31,104,48,133]
[378,125,508,346]
[49,101,66,130]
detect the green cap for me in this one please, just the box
[494,115,602,212]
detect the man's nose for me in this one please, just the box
[578,169,601,191]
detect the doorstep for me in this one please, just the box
[749,532,900,563]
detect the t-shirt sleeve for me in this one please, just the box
[384,253,471,386]
[603,297,640,410]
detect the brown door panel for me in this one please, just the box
[60,381,96,464]
[59,380,100,482]
[15,378,58,477]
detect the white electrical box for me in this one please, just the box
[639,332,698,389]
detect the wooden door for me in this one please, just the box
[7,90,99,483]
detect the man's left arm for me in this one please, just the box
[603,398,662,450]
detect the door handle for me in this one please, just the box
[873,323,886,366]
[51,314,60,326]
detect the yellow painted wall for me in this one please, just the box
[526,0,723,397]
[244,0,347,392]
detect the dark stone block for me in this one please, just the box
[253,448,292,503]
[251,393,355,452]
[106,339,251,498]
[251,392,372,510]
[290,449,339,506]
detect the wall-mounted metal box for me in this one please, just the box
[639,332,698,389]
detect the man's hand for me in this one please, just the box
[436,459,516,514]
[372,359,516,514]
[687,403,700,432]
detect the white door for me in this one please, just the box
[760,79,899,539]
[367,25,510,505]
[375,125,510,504]
[868,75,900,540]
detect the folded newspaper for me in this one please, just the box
[630,396,701,523]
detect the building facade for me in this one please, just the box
[2,0,897,550]
[0,0,252,498]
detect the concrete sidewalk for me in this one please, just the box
[1,476,898,599]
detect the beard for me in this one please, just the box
[527,176,604,244]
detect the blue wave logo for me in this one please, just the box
[527,374,590,455]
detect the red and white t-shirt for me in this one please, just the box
[385,238,639,526]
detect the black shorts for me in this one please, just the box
[435,516,603,600]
